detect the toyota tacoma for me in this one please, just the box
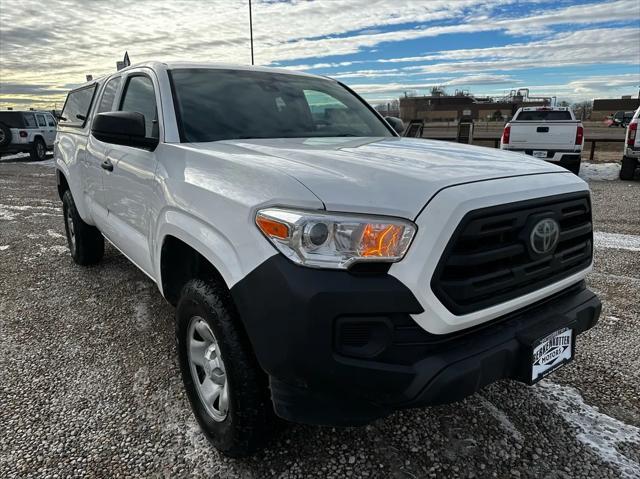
[54,62,601,456]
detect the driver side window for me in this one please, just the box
[119,75,158,139]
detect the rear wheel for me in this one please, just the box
[30,137,46,161]
[620,156,638,181]
[176,279,276,457]
[62,190,104,265]
[565,161,581,175]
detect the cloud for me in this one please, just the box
[0,0,638,108]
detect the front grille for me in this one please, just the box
[431,192,592,315]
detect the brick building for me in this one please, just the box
[399,94,547,122]
[591,97,640,121]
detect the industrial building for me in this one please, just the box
[399,88,550,122]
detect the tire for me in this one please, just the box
[620,156,638,181]
[30,137,46,161]
[0,123,10,147]
[565,161,581,175]
[62,190,104,265]
[176,279,276,457]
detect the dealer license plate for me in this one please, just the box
[532,150,547,158]
[531,327,573,383]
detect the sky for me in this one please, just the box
[0,0,639,110]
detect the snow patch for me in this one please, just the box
[0,153,29,161]
[536,381,640,479]
[579,162,621,181]
[0,206,18,221]
[0,245,9,251]
[594,231,640,252]
[25,158,56,168]
[47,229,65,239]
[134,302,151,331]
[478,395,523,442]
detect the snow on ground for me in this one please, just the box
[579,162,621,181]
[478,395,523,442]
[536,381,640,479]
[0,153,55,167]
[594,231,640,252]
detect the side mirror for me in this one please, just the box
[91,111,158,150]
[385,116,405,135]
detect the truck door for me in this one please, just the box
[84,77,121,227]
[101,71,161,276]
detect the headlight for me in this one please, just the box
[255,208,416,269]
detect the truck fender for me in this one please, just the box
[154,209,261,295]
[55,161,92,222]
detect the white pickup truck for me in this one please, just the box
[54,62,600,456]
[500,107,584,174]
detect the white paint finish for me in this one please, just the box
[536,380,640,479]
[389,173,590,335]
[501,106,583,152]
[191,136,566,219]
[55,61,593,320]
[153,143,323,288]
[594,231,640,252]
[624,107,640,158]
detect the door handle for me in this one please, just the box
[101,159,114,172]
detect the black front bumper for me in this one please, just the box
[230,256,600,426]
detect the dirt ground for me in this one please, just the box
[1,158,639,479]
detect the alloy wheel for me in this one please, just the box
[187,316,229,421]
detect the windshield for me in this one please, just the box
[169,68,393,142]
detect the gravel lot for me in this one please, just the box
[1,158,639,479]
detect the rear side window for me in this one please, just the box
[120,75,158,138]
[60,84,97,127]
[515,110,572,121]
[23,113,37,128]
[97,77,121,113]
[0,112,27,128]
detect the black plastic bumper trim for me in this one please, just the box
[230,255,600,427]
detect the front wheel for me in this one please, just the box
[176,279,276,457]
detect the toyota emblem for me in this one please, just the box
[530,218,560,255]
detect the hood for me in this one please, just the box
[189,137,571,219]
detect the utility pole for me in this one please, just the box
[249,0,254,65]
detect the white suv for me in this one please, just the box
[55,62,601,457]
[0,110,57,160]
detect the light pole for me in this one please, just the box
[249,0,254,65]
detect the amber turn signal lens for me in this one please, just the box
[256,215,290,239]
[359,224,404,257]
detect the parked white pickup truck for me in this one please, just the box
[620,106,640,180]
[55,62,600,456]
[500,107,584,174]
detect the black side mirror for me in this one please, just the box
[385,116,405,135]
[91,111,158,150]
